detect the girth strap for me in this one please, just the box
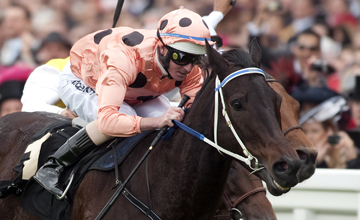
[122,186,161,220]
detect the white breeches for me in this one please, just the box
[59,61,171,123]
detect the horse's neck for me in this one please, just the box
[152,76,232,219]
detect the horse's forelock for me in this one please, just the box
[221,49,256,68]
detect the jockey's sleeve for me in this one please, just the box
[202,11,224,36]
[96,50,142,137]
[21,64,64,114]
[179,67,203,104]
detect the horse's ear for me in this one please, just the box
[249,38,262,68]
[206,39,228,80]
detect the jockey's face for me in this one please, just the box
[159,46,196,81]
[168,59,194,81]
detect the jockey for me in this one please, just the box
[34,7,214,198]
[21,57,77,119]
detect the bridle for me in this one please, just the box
[215,77,303,220]
[217,186,267,220]
[213,67,266,172]
[283,125,303,136]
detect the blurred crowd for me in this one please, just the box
[1,0,360,168]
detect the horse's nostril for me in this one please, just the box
[296,149,308,161]
[274,161,289,172]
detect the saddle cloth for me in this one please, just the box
[0,120,154,220]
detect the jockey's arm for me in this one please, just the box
[95,51,142,137]
[202,0,235,36]
[178,67,203,105]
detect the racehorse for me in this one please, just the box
[214,76,317,220]
[0,39,302,220]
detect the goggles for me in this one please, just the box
[167,46,202,65]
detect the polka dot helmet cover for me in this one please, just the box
[157,7,214,55]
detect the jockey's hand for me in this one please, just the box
[140,107,184,132]
[157,107,184,128]
[214,0,235,16]
[60,108,77,119]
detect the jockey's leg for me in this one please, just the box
[36,61,139,198]
[33,120,112,199]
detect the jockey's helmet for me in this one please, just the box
[156,7,213,73]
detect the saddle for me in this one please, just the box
[0,119,154,220]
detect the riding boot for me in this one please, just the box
[33,127,96,198]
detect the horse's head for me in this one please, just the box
[221,79,317,220]
[204,38,302,196]
[268,81,317,182]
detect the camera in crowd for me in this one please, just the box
[328,134,340,145]
[310,59,336,75]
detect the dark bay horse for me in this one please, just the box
[215,78,317,220]
[0,39,301,220]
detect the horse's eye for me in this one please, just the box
[231,100,242,111]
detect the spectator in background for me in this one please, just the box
[340,62,360,96]
[351,28,360,64]
[0,80,25,117]
[0,3,38,67]
[323,0,358,28]
[267,29,322,93]
[245,0,287,68]
[292,86,339,118]
[346,76,360,151]
[299,95,360,168]
[347,76,360,128]
[0,60,33,117]
[35,32,72,65]
[278,0,316,43]
[0,63,33,85]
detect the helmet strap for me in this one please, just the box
[157,29,173,79]
[157,47,173,79]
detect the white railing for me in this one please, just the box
[267,169,360,220]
